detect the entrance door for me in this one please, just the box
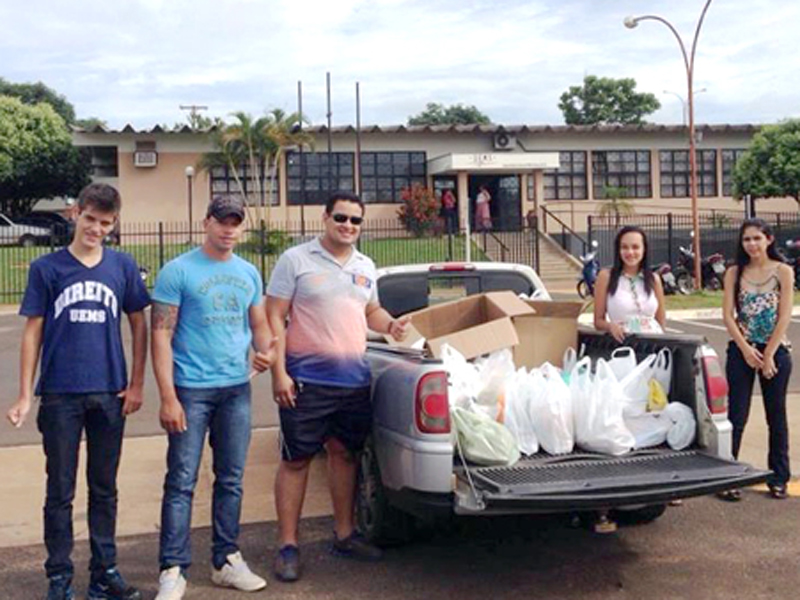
[468,175,521,232]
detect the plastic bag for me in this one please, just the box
[665,402,696,450]
[473,349,516,420]
[647,379,668,412]
[571,358,635,456]
[503,369,540,455]
[452,406,520,466]
[608,347,637,382]
[529,363,575,455]
[619,353,658,416]
[441,344,481,410]
[624,412,671,449]
[653,348,673,396]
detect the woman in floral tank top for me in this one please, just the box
[721,219,794,501]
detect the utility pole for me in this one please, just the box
[179,104,209,131]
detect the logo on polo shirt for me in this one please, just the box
[352,274,373,289]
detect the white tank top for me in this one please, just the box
[606,273,659,324]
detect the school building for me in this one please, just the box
[71,122,795,234]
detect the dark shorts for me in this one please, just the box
[279,382,372,461]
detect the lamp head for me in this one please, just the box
[624,15,639,29]
[185,165,195,178]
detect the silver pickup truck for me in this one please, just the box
[357,262,768,544]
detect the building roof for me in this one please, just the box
[72,122,761,135]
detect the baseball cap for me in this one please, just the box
[207,195,245,222]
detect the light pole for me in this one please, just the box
[625,0,713,291]
[662,88,707,126]
[185,165,195,244]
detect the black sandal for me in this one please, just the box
[716,489,742,502]
[768,484,788,500]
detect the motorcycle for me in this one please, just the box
[674,246,726,294]
[783,239,800,290]
[654,262,680,295]
[577,240,600,299]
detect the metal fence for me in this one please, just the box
[0,219,539,303]
[587,211,800,268]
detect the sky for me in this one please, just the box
[1,0,798,129]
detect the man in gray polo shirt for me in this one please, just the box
[266,191,409,582]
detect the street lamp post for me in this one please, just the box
[625,0,713,291]
[185,165,195,244]
[662,88,707,126]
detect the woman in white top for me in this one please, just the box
[594,225,666,343]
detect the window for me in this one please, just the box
[360,152,426,203]
[722,149,747,196]
[209,163,278,206]
[659,150,717,197]
[286,151,354,205]
[85,146,118,177]
[542,151,588,200]
[592,150,651,199]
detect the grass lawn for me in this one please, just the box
[0,235,488,303]
[664,290,800,311]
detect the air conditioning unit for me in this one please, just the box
[493,132,516,151]
[134,151,158,168]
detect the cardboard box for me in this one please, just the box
[511,300,584,369]
[389,291,535,360]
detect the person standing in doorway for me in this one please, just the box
[6,183,149,600]
[475,185,492,231]
[719,218,793,501]
[151,195,277,600]
[266,192,409,582]
[441,188,458,234]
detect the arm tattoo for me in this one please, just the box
[152,302,178,330]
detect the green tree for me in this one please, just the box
[0,77,76,124]
[75,116,108,130]
[598,185,635,228]
[0,96,91,214]
[559,75,661,126]
[732,119,800,204]
[407,102,492,126]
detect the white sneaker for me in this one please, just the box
[211,551,267,592]
[155,566,187,600]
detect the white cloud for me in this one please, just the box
[0,0,798,127]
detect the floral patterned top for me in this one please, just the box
[737,269,788,346]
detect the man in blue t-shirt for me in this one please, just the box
[150,195,277,600]
[6,183,150,600]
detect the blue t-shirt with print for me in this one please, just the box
[152,247,263,388]
[20,248,151,395]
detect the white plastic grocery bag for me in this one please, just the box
[473,349,516,420]
[503,369,540,456]
[653,348,673,396]
[624,413,671,449]
[571,358,635,456]
[619,353,658,416]
[563,347,578,375]
[665,402,696,450]
[452,406,520,466]
[608,347,637,382]
[529,363,575,455]
[441,344,481,410]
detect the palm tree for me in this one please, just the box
[262,108,314,222]
[599,185,635,228]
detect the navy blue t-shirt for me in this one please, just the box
[20,248,151,395]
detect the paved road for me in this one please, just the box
[1,492,798,600]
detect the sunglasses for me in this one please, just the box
[331,213,364,226]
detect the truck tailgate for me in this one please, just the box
[454,448,769,514]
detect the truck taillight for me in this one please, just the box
[702,355,729,414]
[415,372,450,434]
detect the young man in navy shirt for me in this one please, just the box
[7,183,149,600]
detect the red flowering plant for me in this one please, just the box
[397,184,443,237]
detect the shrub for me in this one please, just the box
[397,184,443,237]
[240,228,291,255]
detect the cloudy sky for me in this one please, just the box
[1,0,798,129]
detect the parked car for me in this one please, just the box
[0,213,53,247]
[15,211,73,245]
[357,262,768,545]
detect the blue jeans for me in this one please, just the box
[159,382,252,571]
[37,393,125,579]
[727,342,792,486]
